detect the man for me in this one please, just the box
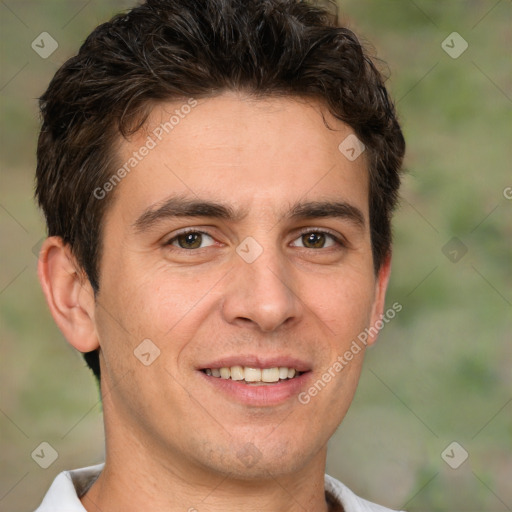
[34,0,405,510]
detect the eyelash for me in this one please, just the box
[164,228,346,251]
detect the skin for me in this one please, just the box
[38,91,391,512]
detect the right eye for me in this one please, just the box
[165,230,216,250]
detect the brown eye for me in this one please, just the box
[291,231,340,249]
[167,231,215,250]
[302,232,326,248]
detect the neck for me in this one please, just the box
[82,423,331,512]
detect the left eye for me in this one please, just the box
[167,231,215,250]
[291,231,340,249]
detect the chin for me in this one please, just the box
[200,436,323,481]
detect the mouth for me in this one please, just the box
[201,366,304,385]
[198,361,312,406]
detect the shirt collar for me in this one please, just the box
[35,465,402,512]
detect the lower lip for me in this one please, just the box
[198,371,312,406]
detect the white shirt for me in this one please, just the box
[34,464,405,512]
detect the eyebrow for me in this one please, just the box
[132,195,365,233]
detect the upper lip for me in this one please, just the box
[198,355,312,373]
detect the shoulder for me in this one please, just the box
[34,463,104,512]
[325,474,406,512]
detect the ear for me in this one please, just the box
[37,236,99,353]
[366,252,392,347]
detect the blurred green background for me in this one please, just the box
[0,1,510,510]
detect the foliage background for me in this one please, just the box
[1,1,510,510]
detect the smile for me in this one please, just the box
[201,366,302,384]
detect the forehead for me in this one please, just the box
[111,92,369,222]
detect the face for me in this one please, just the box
[91,92,390,480]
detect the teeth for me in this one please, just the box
[230,365,244,381]
[261,368,280,382]
[244,367,261,382]
[203,366,301,382]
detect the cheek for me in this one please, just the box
[99,263,223,354]
[137,268,222,336]
[309,271,376,343]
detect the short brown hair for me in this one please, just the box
[35,0,405,382]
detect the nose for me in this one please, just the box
[221,245,302,333]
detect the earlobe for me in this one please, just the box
[37,236,99,353]
[366,252,392,347]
